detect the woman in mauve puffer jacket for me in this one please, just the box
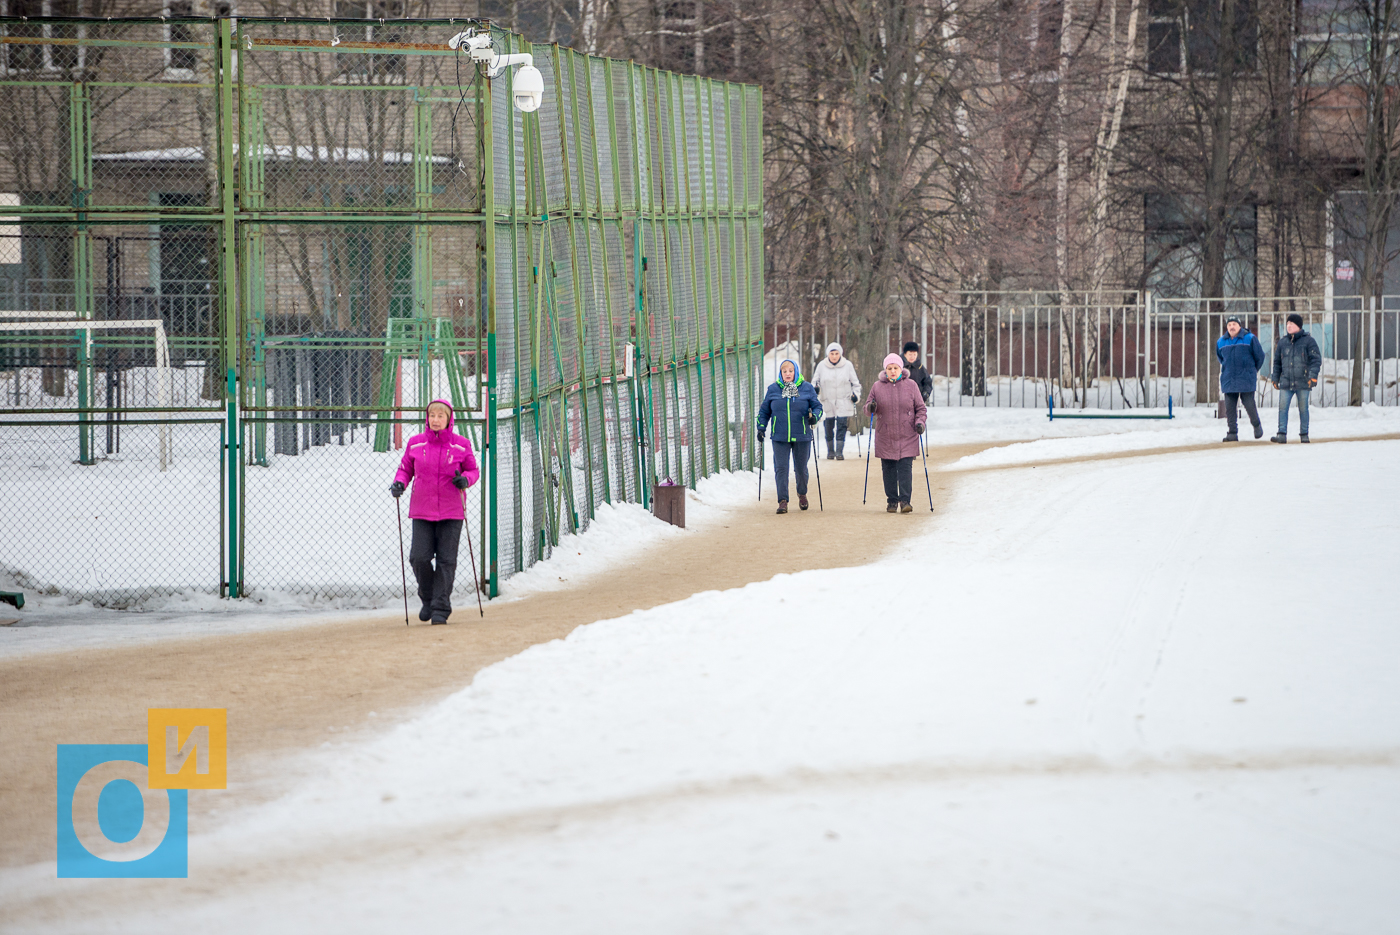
[864,353,928,514]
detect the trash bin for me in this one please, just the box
[652,480,686,528]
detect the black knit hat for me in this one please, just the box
[1287,313,1304,328]
[902,341,920,354]
[1225,315,1241,326]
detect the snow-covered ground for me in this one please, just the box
[933,402,1400,469]
[7,439,1396,933]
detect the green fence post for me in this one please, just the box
[69,82,93,465]
[218,17,242,597]
[239,84,268,466]
[483,53,500,598]
[414,93,435,408]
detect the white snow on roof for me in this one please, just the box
[94,145,451,165]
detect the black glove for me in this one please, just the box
[866,400,877,414]
[806,411,821,426]
[914,423,925,434]
[850,393,859,403]
[452,470,470,490]
[390,481,405,499]
[757,428,766,443]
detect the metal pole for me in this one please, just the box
[461,486,484,617]
[217,17,241,597]
[919,434,933,512]
[396,497,409,626]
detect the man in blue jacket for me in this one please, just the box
[1270,313,1322,444]
[1216,315,1266,442]
[757,359,823,514]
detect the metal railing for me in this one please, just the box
[895,292,1400,410]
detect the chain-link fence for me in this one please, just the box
[0,15,764,607]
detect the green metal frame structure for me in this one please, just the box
[0,16,763,605]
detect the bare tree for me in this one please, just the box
[1303,0,1400,404]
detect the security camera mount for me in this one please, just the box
[447,28,533,79]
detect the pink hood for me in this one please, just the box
[393,399,480,521]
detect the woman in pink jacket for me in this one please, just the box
[864,353,928,514]
[390,399,479,624]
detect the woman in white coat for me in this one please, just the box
[812,342,862,459]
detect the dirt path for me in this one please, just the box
[0,442,982,869]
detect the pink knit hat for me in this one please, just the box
[882,353,903,368]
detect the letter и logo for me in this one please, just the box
[148,708,227,790]
[55,744,188,878]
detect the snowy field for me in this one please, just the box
[6,438,1396,933]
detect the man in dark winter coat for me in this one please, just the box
[1270,313,1322,444]
[1216,316,1266,442]
[901,341,934,403]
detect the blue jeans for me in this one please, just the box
[771,440,811,502]
[1278,388,1310,435]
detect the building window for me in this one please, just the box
[164,1,198,76]
[2,0,87,73]
[1145,194,1257,300]
[1147,0,1257,76]
[334,0,406,80]
[1296,1,1398,85]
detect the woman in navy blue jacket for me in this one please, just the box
[1216,315,1266,442]
[757,359,823,514]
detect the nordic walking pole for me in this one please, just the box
[459,477,485,618]
[395,496,409,627]
[862,413,875,505]
[919,430,934,512]
[810,420,823,511]
[757,426,765,501]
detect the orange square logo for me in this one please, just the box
[147,709,227,790]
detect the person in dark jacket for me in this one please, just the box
[1216,316,1266,442]
[757,359,823,514]
[1270,313,1322,444]
[901,341,934,403]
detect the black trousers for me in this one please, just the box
[881,457,914,505]
[1224,392,1261,434]
[409,518,463,619]
[822,416,849,456]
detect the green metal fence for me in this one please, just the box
[0,16,764,607]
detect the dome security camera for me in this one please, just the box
[513,63,544,113]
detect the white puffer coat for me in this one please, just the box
[812,352,862,418]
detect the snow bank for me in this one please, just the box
[17,440,1394,933]
[498,470,757,600]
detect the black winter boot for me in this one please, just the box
[886,503,898,513]
[836,453,844,461]
[1222,431,1238,442]
[1300,434,1310,443]
[1270,433,1286,444]
[419,604,433,622]
[1253,422,1264,439]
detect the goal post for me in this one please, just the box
[0,316,174,470]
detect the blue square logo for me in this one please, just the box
[56,744,188,878]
